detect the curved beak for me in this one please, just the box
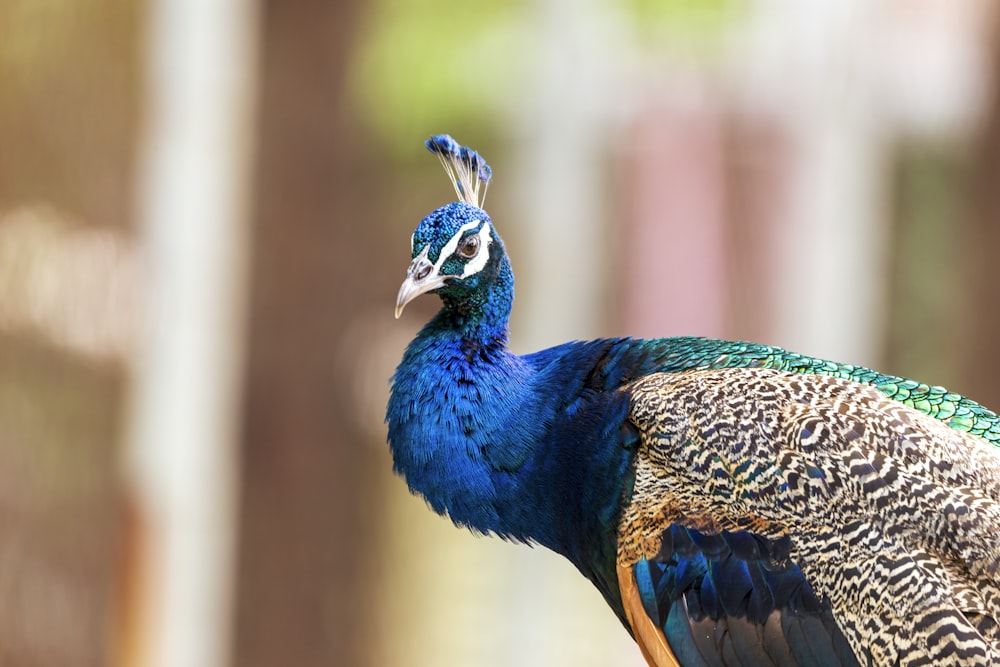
[394,246,449,318]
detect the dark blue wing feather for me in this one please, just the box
[392,138,1000,667]
[520,337,1000,665]
[631,529,861,667]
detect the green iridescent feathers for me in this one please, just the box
[635,336,1000,448]
[389,134,1000,667]
[621,366,1000,665]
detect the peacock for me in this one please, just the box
[386,134,1000,667]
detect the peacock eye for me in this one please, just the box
[457,234,480,259]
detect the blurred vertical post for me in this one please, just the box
[739,0,887,366]
[964,22,1000,409]
[504,1,647,665]
[232,1,374,666]
[122,0,258,666]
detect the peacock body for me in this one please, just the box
[386,135,1000,666]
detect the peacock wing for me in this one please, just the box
[617,366,1000,667]
[617,526,857,667]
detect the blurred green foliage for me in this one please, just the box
[348,0,741,156]
[348,0,529,156]
[625,0,743,52]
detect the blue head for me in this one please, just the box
[395,136,513,339]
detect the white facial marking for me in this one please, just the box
[429,220,493,280]
[432,220,482,272]
[459,224,493,278]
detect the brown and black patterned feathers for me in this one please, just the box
[391,139,1000,667]
[618,367,1000,666]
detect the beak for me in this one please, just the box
[395,246,448,318]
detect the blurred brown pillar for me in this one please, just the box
[0,3,137,666]
[233,1,380,666]
[962,32,1000,410]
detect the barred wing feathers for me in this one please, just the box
[617,367,1000,666]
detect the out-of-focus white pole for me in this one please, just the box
[503,0,647,665]
[735,0,887,366]
[123,0,258,665]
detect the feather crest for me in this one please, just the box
[425,134,492,208]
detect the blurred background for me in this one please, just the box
[0,0,999,666]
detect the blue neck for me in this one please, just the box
[387,268,635,573]
[435,249,515,343]
[388,324,536,524]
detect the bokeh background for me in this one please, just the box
[1,0,999,666]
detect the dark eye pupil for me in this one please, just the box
[459,235,479,257]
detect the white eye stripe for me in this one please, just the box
[431,220,487,274]
[459,225,493,278]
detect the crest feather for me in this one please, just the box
[425,134,492,208]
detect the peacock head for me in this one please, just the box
[395,136,511,321]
